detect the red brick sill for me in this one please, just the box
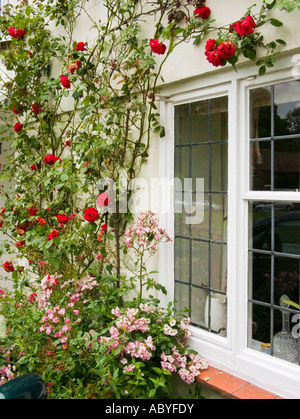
[197,366,285,399]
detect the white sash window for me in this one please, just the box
[159,56,300,398]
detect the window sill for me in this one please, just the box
[197,366,284,399]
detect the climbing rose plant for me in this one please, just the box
[0,0,295,399]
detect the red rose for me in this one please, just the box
[8,27,16,37]
[206,50,225,68]
[3,261,15,273]
[44,154,61,165]
[14,122,23,133]
[15,241,26,249]
[217,41,236,60]
[84,207,100,223]
[75,42,87,51]
[37,217,47,226]
[149,39,167,55]
[13,103,23,115]
[27,204,39,216]
[205,40,236,68]
[56,214,69,225]
[193,6,211,20]
[48,229,59,241]
[101,224,108,232]
[60,75,71,89]
[65,140,71,146]
[67,61,82,74]
[30,164,37,171]
[8,27,26,39]
[32,103,43,115]
[15,29,27,38]
[231,15,257,36]
[205,39,216,55]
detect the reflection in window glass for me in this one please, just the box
[250,86,271,139]
[175,104,189,146]
[250,81,300,192]
[174,97,228,336]
[274,81,300,136]
[274,139,300,191]
[248,201,300,364]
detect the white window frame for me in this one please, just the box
[158,54,300,399]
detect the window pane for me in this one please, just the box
[275,216,300,256]
[174,238,190,284]
[211,243,227,292]
[174,97,228,337]
[212,96,228,141]
[175,283,190,313]
[192,240,209,288]
[191,287,208,329]
[249,250,271,304]
[191,193,210,241]
[250,141,271,191]
[248,303,271,353]
[250,82,300,192]
[274,80,300,137]
[206,293,227,337]
[212,144,228,192]
[274,139,300,191]
[175,147,189,181]
[211,194,228,242]
[191,100,209,143]
[175,104,189,145]
[274,255,300,307]
[192,145,210,191]
[174,195,190,238]
[250,86,272,139]
[248,200,300,364]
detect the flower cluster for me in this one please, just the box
[124,211,171,253]
[38,274,61,309]
[0,364,16,385]
[205,39,236,67]
[205,14,258,68]
[8,27,27,39]
[3,261,15,273]
[44,154,60,166]
[99,302,206,385]
[161,348,208,385]
[193,6,211,20]
[230,15,257,36]
[38,275,99,349]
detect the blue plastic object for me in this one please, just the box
[0,374,47,399]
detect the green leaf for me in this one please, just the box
[259,65,267,76]
[276,39,287,46]
[60,173,69,182]
[270,18,283,27]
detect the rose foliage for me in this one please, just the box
[0,0,294,399]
